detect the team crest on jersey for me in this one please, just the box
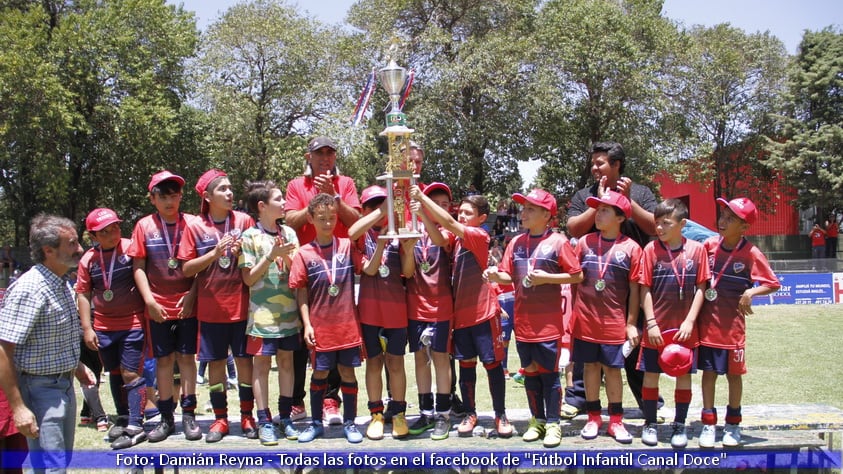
[335,253,345,264]
[541,244,553,255]
[151,230,162,241]
[614,251,626,264]
[119,254,130,265]
[685,259,694,271]
[515,246,528,258]
[201,232,214,243]
[733,262,745,273]
[308,260,320,269]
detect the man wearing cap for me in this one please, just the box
[284,136,361,423]
[0,214,95,472]
[127,171,202,443]
[564,141,658,419]
[77,208,149,449]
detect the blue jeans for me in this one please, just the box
[19,372,76,473]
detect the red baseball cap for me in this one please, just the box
[423,182,452,200]
[360,185,388,206]
[512,189,557,216]
[657,329,694,377]
[716,197,757,224]
[195,169,227,196]
[85,208,122,232]
[586,190,632,218]
[148,170,185,192]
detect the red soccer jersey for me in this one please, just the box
[289,237,361,352]
[127,213,196,319]
[451,226,499,329]
[699,236,780,349]
[498,231,581,343]
[284,175,361,244]
[639,238,711,349]
[76,238,144,331]
[406,229,455,323]
[355,229,408,328]
[572,232,643,344]
[811,228,825,247]
[177,211,254,324]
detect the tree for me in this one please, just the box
[765,28,843,214]
[672,24,787,212]
[532,0,683,201]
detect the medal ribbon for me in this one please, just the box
[97,245,118,293]
[209,212,231,260]
[157,212,182,263]
[317,237,338,288]
[525,229,550,275]
[709,237,741,290]
[419,231,430,267]
[596,235,616,281]
[662,240,687,298]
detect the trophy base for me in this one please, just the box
[379,229,423,240]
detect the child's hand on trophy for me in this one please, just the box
[409,199,422,214]
[408,185,422,201]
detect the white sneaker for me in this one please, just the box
[722,423,742,446]
[641,423,658,446]
[698,424,716,448]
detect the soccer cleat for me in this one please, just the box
[698,424,716,448]
[289,404,307,421]
[279,417,299,440]
[259,422,278,446]
[111,425,147,450]
[641,423,659,446]
[195,374,205,385]
[366,413,385,440]
[297,421,324,443]
[511,370,525,385]
[543,422,562,448]
[670,422,688,448]
[343,420,363,444]
[392,412,409,439]
[182,412,203,441]
[495,413,514,438]
[323,398,342,425]
[205,418,229,443]
[431,414,450,440]
[107,416,129,441]
[608,420,633,444]
[147,417,174,443]
[409,414,435,435]
[241,415,258,439]
[581,414,602,440]
[457,413,477,437]
[226,377,238,390]
[560,403,581,419]
[522,417,546,442]
[96,417,109,433]
[722,423,742,447]
[450,394,466,417]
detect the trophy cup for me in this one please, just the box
[377,45,421,239]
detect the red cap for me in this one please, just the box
[85,208,122,232]
[586,190,632,218]
[657,329,694,377]
[512,189,557,216]
[148,170,185,192]
[717,197,757,224]
[360,185,388,205]
[195,169,227,196]
[423,182,452,200]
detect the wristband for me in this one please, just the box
[646,323,658,331]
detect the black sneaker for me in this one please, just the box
[182,412,203,441]
[408,414,435,435]
[107,415,129,441]
[147,417,174,443]
[450,394,466,417]
[431,414,450,440]
[111,425,147,450]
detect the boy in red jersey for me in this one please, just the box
[638,199,710,448]
[289,193,364,444]
[179,169,256,443]
[486,189,583,447]
[239,180,301,445]
[77,208,148,449]
[128,171,202,443]
[404,183,455,440]
[348,185,415,441]
[409,185,514,438]
[571,190,642,444]
[697,197,780,448]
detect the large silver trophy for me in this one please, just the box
[377,43,421,239]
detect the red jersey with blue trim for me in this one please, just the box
[289,237,362,352]
[498,231,581,342]
[355,229,408,328]
[76,238,144,331]
[639,238,710,348]
[572,232,642,344]
[127,213,196,319]
[178,211,254,323]
[406,229,455,323]
[451,226,499,329]
[699,236,780,349]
